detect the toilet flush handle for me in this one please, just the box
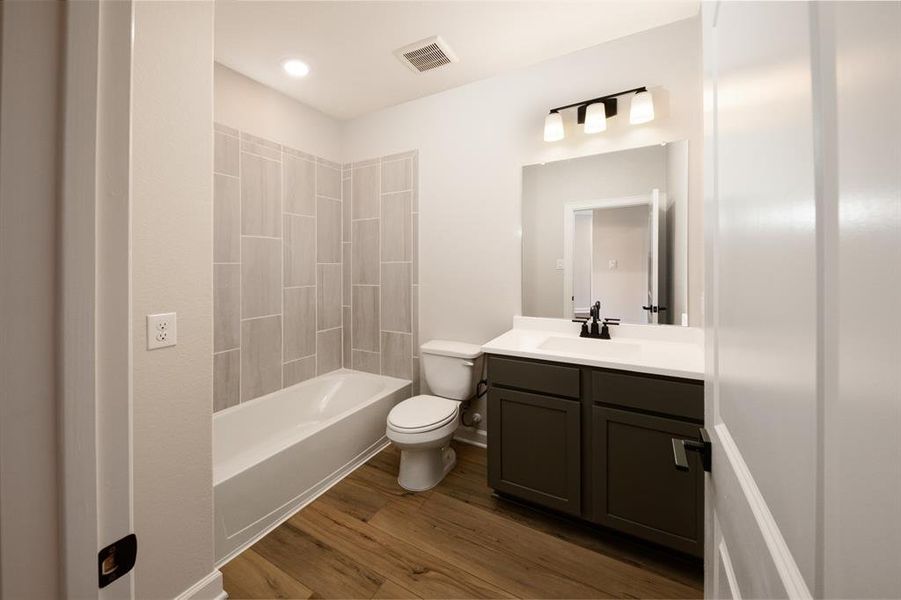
[463,361,475,367]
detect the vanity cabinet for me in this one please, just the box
[486,354,704,557]
[487,387,581,515]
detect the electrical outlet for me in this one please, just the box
[147,312,177,350]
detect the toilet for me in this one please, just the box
[386,340,484,491]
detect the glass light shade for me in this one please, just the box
[583,102,607,134]
[629,90,655,124]
[543,111,564,142]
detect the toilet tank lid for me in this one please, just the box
[420,340,483,359]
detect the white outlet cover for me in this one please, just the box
[147,312,177,350]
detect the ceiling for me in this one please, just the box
[214,1,699,121]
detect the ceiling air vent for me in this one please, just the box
[394,36,459,73]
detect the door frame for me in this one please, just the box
[59,1,135,598]
[562,194,653,317]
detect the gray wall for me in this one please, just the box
[522,145,666,318]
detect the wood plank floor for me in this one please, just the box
[221,442,703,599]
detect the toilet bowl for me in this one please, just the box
[386,340,483,491]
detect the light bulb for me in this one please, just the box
[544,111,564,142]
[629,90,654,124]
[281,59,310,78]
[583,102,607,134]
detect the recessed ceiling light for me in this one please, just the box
[281,58,310,78]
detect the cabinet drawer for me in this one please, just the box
[592,370,702,421]
[488,388,581,515]
[488,355,580,399]
[592,406,704,556]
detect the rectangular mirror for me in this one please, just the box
[522,141,689,325]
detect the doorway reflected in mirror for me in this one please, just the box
[522,142,689,325]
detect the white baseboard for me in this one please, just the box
[176,570,226,600]
[454,425,487,448]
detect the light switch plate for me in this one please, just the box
[147,312,177,350]
[555,258,565,270]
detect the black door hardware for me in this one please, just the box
[672,428,711,473]
[98,533,137,588]
[641,304,668,313]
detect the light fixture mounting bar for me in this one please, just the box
[549,86,648,124]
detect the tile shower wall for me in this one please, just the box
[344,151,420,394]
[213,123,345,411]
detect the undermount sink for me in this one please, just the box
[537,336,641,358]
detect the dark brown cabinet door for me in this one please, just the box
[592,406,704,556]
[488,388,581,515]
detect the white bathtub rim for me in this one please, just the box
[214,369,411,486]
[214,436,391,569]
[213,367,410,420]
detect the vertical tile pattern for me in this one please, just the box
[351,164,379,219]
[214,174,241,263]
[346,151,419,384]
[241,152,281,237]
[284,215,315,287]
[283,287,315,361]
[351,285,380,352]
[351,219,379,284]
[213,264,240,352]
[381,191,412,262]
[283,356,316,387]
[241,316,282,401]
[316,197,341,263]
[214,349,241,412]
[316,329,342,375]
[213,129,420,411]
[241,237,281,319]
[381,332,412,379]
[212,123,349,412]
[381,262,411,333]
[284,155,315,216]
[317,264,342,330]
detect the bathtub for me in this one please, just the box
[213,368,411,565]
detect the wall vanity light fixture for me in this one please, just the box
[543,86,654,142]
[543,110,565,142]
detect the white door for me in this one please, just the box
[647,189,663,323]
[703,2,901,599]
[573,211,593,316]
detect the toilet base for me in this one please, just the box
[397,446,457,492]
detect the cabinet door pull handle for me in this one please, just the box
[671,428,712,472]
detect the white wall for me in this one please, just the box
[215,62,341,162]
[0,3,62,597]
[131,2,217,598]
[343,16,701,427]
[343,16,702,349]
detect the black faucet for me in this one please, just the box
[599,318,620,340]
[573,301,615,339]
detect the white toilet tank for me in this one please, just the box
[419,340,484,400]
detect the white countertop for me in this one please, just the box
[481,316,705,380]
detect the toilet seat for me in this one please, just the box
[387,395,459,434]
